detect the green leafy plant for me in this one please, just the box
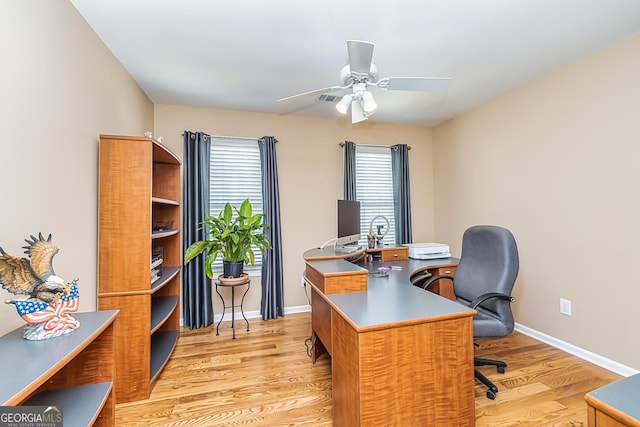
[184,199,271,278]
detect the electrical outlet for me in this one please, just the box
[560,298,572,316]
[301,276,306,287]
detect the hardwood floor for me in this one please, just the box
[116,312,621,426]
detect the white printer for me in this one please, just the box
[403,243,451,260]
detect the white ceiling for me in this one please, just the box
[70,0,640,128]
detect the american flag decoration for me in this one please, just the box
[6,279,80,341]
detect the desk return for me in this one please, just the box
[303,246,475,426]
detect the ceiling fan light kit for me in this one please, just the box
[278,40,451,124]
[336,84,377,117]
[336,94,353,114]
[362,90,377,113]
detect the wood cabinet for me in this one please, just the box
[305,260,368,294]
[97,134,181,403]
[366,245,408,261]
[331,310,474,426]
[305,259,368,360]
[0,310,118,426]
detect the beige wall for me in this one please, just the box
[154,106,435,313]
[0,1,153,335]
[433,32,640,370]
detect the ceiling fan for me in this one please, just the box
[277,40,451,123]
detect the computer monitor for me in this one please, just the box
[336,199,361,247]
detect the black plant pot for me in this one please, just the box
[223,260,244,278]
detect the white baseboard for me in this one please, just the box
[181,305,311,326]
[212,304,311,322]
[515,323,638,377]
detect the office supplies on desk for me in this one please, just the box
[377,265,402,271]
[375,266,391,276]
[372,270,389,277]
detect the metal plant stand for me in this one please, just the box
[215,274,251,339]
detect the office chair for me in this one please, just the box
[420,225,519,399]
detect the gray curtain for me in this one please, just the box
[391,144,413,245]
[343,140,357,200]
[258,136,284,320]
[182,131,214,328]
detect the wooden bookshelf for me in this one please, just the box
[97,134,181,403]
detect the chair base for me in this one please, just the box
[474,357,507,400]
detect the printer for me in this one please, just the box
[403,243,451,260]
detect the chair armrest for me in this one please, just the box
[410,269,432,286]
[468,293,515,309]
[420,274,454,291]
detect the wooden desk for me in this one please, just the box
[586,373,640,426]
[304,248,474,426]
[0,310,118,426]
[305,246,458,299]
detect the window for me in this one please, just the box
[355,145,396,245]
[209,136,263,272]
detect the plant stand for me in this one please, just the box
[215,273,251,339]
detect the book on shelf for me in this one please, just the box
[151,257,163,270]
[151,247,163,269]
[151,267,162,284]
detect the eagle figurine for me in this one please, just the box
[0,233,68,304]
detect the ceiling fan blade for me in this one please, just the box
[347,40,374,75]
[277,85,348,103]
[351,99,367,123]
[383,77,451,92]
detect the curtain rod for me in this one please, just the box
[181,132,277,142]
[339,142,411,150]
[180,133,256,140]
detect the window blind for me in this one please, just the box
[355,145,396,245]
[209,137,263,271]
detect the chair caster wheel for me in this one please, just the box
[486,389,496,400]
[497,366,505,374]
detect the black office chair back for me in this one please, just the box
[454,225,519,336]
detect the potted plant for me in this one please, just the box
[184,199,271,279]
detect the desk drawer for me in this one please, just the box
[380,248,408,261]
[435,266,456,277]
